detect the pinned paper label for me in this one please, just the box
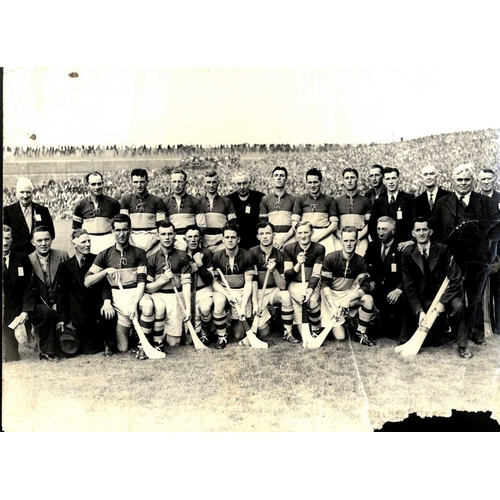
[396,208,403,220]
[245,206,251,214]
[18,267,24,276]
[391,263,397,273]
[35,214,42,221]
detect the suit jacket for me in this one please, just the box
[429,191,500,264]
[3,201,56,254]
[365,239,403,299]
[413,187,451,220]
[369,190,415,243]
[28,249,69,308]
[55,254,112,328]
[401,242,463,316]
[2,252,35,324]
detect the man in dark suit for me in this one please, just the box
[413,165,451,220]
[55,229,116,355]
[3,177,55,254]
[478,168,500,335]
[2,225,35,362]
[365,216,407,343]
[430,164,500,345]
[28,226,69,361]
[227,171,265,250]
[402,217,471,358]
[369,167,415,251]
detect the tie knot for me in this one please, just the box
[390,196,395,204]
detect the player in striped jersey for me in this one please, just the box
[144,220,192,348]
[199,170,237,252]
[163,168,206,251]
[249,222,299,343]
[259,166,296,250]
[212,223,256,349]
[84,214,150,355]
[292,168,339,255]
[333,168,372,256]
[284,221,325,338]
[320,226,376,346]
[73,171,120,254]
[120,168,166,255]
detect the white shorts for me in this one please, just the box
[315,233,335,255]
[227,288,252,320]
[288,281,308,325]
[130,231,158,254]
[174,235,187,251]
[150,292,184,338]
[255,287,281,327]
[90,233,115,255]
[111,287,138,328]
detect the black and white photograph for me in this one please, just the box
[3,65,499,435]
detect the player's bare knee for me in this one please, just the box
[361,294,374,309]
[257,323,271,338]
[139,295,154,316]
[278,290,292,307]
[333,326,345,340]
[166,335,181,347]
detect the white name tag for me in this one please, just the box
[245,206,251,214]
[396,209,403,220]
[18,267,24,276]
[391,263,397,273]
[498,202,500,211]
[35,214,42,221]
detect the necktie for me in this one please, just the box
[3,256,7,274]
[23,205,33,233]
[422,249,430,277]
[80,256,86,268]
[460,195,466,208]
[389,195,395,204]
[381,244,389,261]
[429,194,434,210]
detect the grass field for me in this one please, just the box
[3,220,499,432]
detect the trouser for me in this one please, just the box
[32,302,57,355]
[2,323,20,362]
[372,291,407,342]
[75,316,117,353]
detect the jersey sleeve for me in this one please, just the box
[72,199,84,229]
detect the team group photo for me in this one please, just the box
[2,67,500,432]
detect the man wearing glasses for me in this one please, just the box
[73,171,120,254]
[259,166,296,251]
[120,168,166,255]
[85,214,149,355]
[430,163,500,346]
[211,223,256,349]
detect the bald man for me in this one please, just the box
[4,177,55,254]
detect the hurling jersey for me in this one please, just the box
[248,245,285,289]
[283,241,325,287]
[321,251,368,291]
[212,248,255,290]
[120,192,166,231]
[335,193,372,230]
[187,247,214,290]
[292,193,339,229]
[88,244,147,289]
[147,247,191,293]
[73,195,120,235]
[259,192,295,235]
[164,193,207,235]
[198,194,237,247]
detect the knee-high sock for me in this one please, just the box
[153,313,166,344]
[213,312,227,338]
[357,305,374,335]
[139,313,155,343]
[281,304,294,334]
[200,312,212,336]
[308,304,322,334]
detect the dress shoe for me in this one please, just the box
[39,353,58,361]
[458,347,473,359]
[473,339,486,345]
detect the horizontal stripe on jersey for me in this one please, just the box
[212,248,255,290]
[283,241,325,283]
[147,248,191,292]
[292,193,338,228]
[321,251,368,290]
[335,193,371,216]
[199,195,236,246]
[164,194,207,235]
[248,245,285,289]
[120,192,166,230]
[88,244,147,288]
[73,195,120,232]
[259,192,295,234]
[339,214,367,230]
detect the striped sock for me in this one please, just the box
[139,313,155,343]
[213,312,227,338]
[357,305,374,335]
[281,304,294,334]
[153,313,166,344]
[200,312,212,336]
[308,304,322,335]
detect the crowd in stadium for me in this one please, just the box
[2,128,499,364]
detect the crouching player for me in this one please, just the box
[249,222,299,343]
[143,221,192,351]
[284,221,325,340]
[320,226,376,346]
[212,223,255,349]
[85,214,149,354]
[184,224,214,346]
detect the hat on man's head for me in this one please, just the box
[57,326,80,357]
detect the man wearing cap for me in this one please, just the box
[73,171,120,255]
[2,225,34,362]
[28,226,70,361]
[4,177,55,254]
[55,229,116,356]
[120,168,166,255]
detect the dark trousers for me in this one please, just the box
[2,323,20,362]
[372,292,407,343]
[75,315,117,354]
[32,303,57,355]
[492,271,500,334]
